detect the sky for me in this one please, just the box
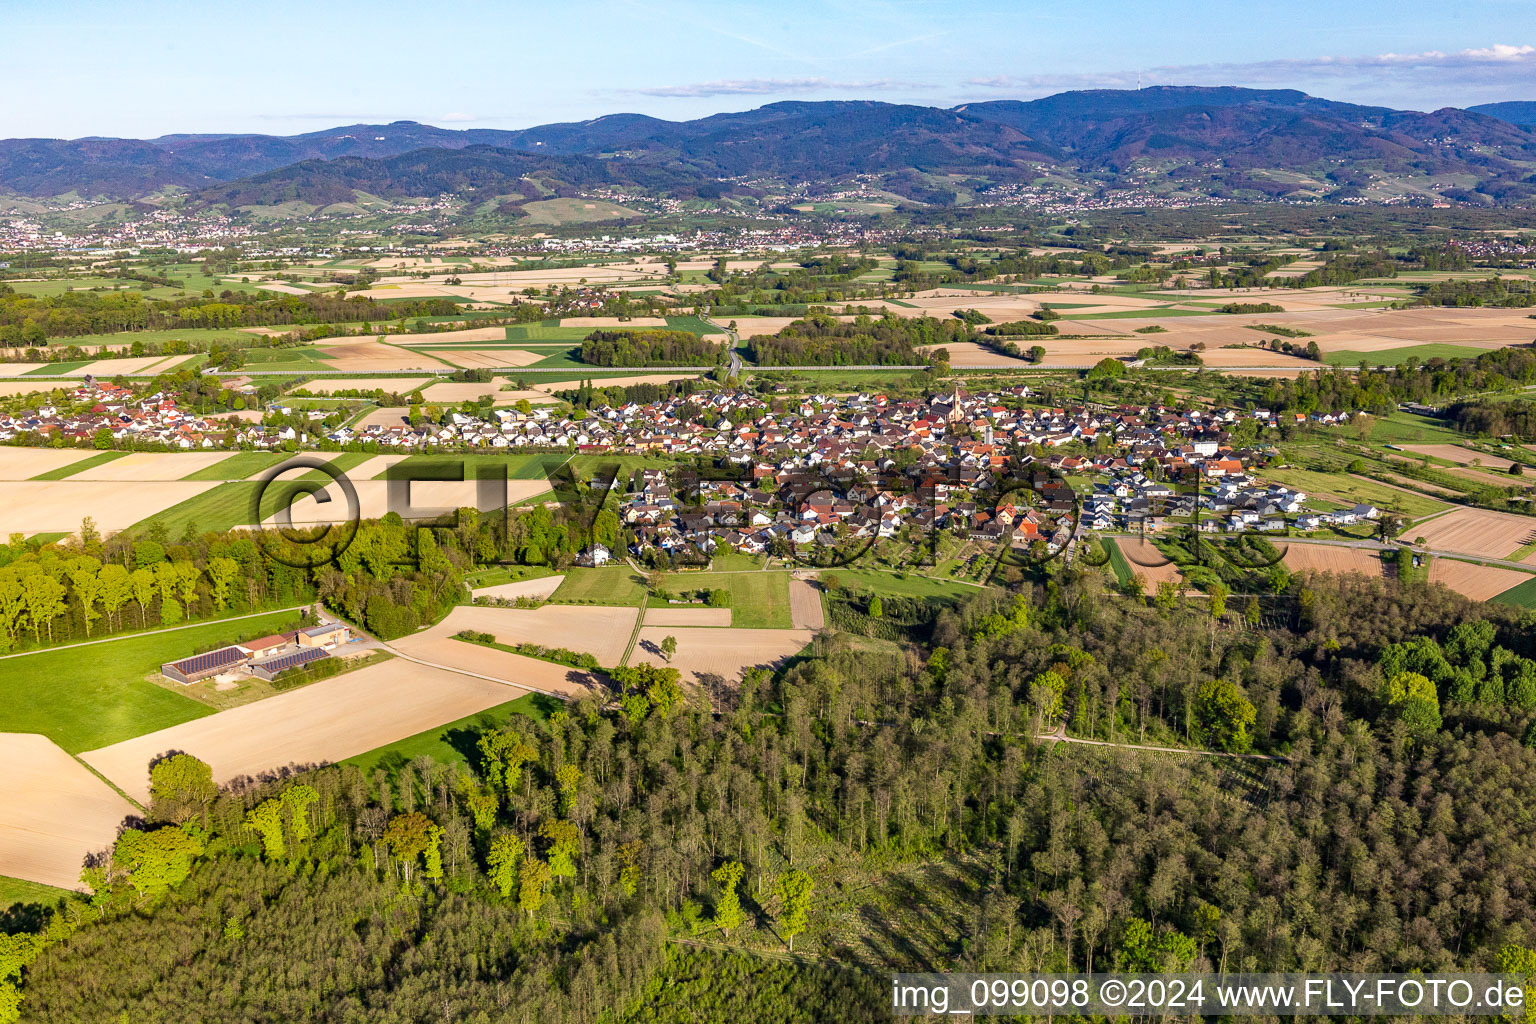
[3,0,1536,138]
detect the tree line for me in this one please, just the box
[579,329,728,368]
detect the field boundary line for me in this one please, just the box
[0,604,310,662]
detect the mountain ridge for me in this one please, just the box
[4,87,1536,206]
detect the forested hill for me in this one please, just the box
[5,86,1536,203]
[6,571,1536,1021]
[1470,101,1536,128]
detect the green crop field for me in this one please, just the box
[551,567,648,606]
[1324,344,1486,366]
[1493,576,1536,608]
[129,480,332,537]
[651,570,794,628]
[29,451,129,480]
[0,875,74,910]
[505,322,594,342]
[664,315,720,336]
[0,609,302,752]
[1345,412,1465,444]
[342,692,554,776]
[179,451,292,481]
[23,361,94,376]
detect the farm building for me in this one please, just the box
[297,623,349,648]
[239,634,290,657]
[248,646,331,682]
[160,646,250,685]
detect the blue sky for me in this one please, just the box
[4,0,1536,138]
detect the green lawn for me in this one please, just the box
[1492,576,1536,609]
[0,609,303,752]
[821,569,984,603]
[652,570,793,628]
[0,875,75,910]
[342,693,554,775]
[1259,468,1451,520]
[29,451,129,480]
[551,567,648,606]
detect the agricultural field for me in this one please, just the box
[629,626,815,685]
[1427,559,1535,602]
[1409,507,1536,562]
[0,609,303,753]
[1280,543,1387,577]
[550,567,649,606]
[0,734,136,889]
[651,570,794,629]
[80,659,529,803]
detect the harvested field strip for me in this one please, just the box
[628,626,815,685]
[788,579,825,629]
[471,575,566,602]
[80,659,526,804]
[1428,559,1534,602]
[1,480,222,536]
[1281,543,1386,577]
[1116,538,1182,595]
[29,451,129,480]
[0,734,136,889]
[72,451,234,482]
[644,607,733,627]
[421,604,638,666]
[1412,507,1536,562]
[0,448,112,482]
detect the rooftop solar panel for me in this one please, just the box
[170,646,246,675]
[251,646,330,675]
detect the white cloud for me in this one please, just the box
[963,43,1536,106]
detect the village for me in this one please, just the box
[0,376,1377,553]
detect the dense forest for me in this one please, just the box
[6,565,1536,1021]
[1257,346,1536,415]
[749,312,961,366]
[0,286,461,343]
[579,329,727,368]
[1448,397,1536,439]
